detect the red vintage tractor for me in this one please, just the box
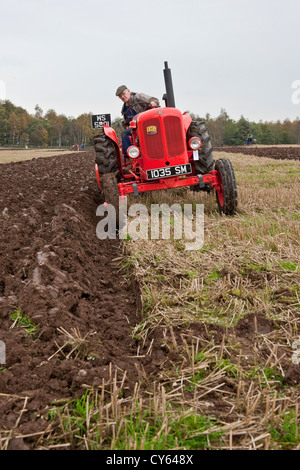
[93,62,237,220]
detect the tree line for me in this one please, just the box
[0,101,95,148]
[1,100,300,148]
[201,108,300,146]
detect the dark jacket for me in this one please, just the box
[121,92,160,127]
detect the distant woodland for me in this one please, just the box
[1,100,300,147]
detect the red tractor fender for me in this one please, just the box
[102,124,121,151]
[182,112,192,134]
[101,124,123,174]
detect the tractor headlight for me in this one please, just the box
[189,137,202,150]
[127,145,140,159]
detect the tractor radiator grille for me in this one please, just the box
[142,118,164,159]
[142,115,185,159]
[164,116,185,157]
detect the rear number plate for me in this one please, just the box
[147,163,192,180]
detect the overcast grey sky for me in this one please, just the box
[1,0,300,122]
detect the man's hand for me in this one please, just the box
[149,100,158,108]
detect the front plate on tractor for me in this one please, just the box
[146,163,192,180]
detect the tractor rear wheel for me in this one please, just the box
[215,158,238,215]
[93,129,118,175]
[187,120,215,174]
[101,173,120,227]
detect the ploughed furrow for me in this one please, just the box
[213,146,300,161]
[0,151,146,435]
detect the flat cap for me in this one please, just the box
[116,85,127,96]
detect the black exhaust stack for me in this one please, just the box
[163,61,176,108]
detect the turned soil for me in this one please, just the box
[214,145,300,160]
[0,151,148,440]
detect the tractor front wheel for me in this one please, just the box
[187,120,215,175]
[93,129,118,175]
[215,158,238,215]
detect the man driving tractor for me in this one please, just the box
[92,63,238,220]
[115,85,160,154]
